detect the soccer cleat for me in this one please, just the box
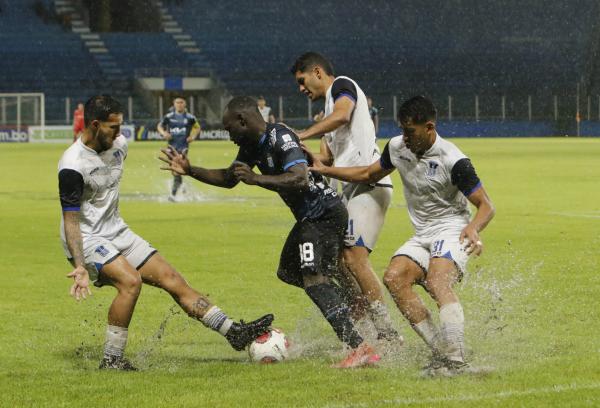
[332,342,381,369]
[225,314,274,351]
[99,355,138,371]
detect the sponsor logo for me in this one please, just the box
[0,129,29,143]
[281,141,299,151]
[282,134,292,142]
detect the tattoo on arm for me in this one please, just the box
[63,211,85,267]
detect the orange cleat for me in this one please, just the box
[332,343,381,369]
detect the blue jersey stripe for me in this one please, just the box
[283,159,307,171]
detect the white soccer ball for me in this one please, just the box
[248,328,289,363]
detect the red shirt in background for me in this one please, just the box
[73,109,84,141]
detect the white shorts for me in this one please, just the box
[343,185,392,251]
[393,226,469,276]
[62,228,156,286]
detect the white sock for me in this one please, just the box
[104,325,128,359]
[201,306,234,336]
[439,302,465,362]
[413,316,440,350]
[368,300,396,334]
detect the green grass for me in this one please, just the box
[1,138,599,407]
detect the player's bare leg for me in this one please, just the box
[344,246,398,340]
[383,256,441,353]
[425,258,465,365]
[138,253,273,351]
[97,256,143,370]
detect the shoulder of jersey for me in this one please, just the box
[389,135,406,151]
[59,142,85,172]
[113,134,128,150]
[186,113,197,120]
[436,136,466,163]
[166,112,175,118]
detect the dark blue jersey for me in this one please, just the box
[235,123,340,221]
[160,111,198,151]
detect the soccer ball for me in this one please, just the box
[248,328,289,363]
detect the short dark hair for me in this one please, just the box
[84,95,123,127]
[226,96,260,115]
[397,96,437,124]
[290,52,334,76]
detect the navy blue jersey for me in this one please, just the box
[235,123,340,221]
[160,111,198,151]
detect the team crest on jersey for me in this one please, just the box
[426,161,440,178]
[282,134,292,142]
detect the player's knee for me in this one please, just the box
[118,272,142,297]
[383,267,413,292]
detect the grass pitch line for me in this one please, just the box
[325,382,600,407]
[549,211,600,219]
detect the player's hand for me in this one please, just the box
[232,162,257,185]
[302,144,327,173]
[159,147,190,175]
[313,111,325,122]
[163,132,172,141]
[67,265,92,301]
[460,225,483,256]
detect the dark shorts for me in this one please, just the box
[277,202,348,288]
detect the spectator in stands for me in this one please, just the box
[257,96,276,123]
[368,97,379,135]
[73,103,85,143]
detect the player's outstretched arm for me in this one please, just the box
[298,97,354,140]
[63,211,92,301]
[157,122,171,141]
[232,162,308,192]
[159,148,238,188]
[310,157,393,185]
[460,187,495,256]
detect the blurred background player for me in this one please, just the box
[157,96,201,201]
[309,96,495,376]
[160,96,381,368]
[257,95,276,123]
[59,95,274,370]
[290,52,398,341]
[72,102,84,143]
[367,97,379,135]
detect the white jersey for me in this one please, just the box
[323,76,392,198]
[380,134,481,235]
[259,105,272,122]
[58,136,129,242]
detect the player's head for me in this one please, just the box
[77,103,84,111]
[84,95,123,152]
[397,96,437,156]
[290,52,335,100]
[222,96,265,147]
[173,96,186,113]
[367,97,373,108]
[257,96,266,108]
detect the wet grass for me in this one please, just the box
[1,138,599,407]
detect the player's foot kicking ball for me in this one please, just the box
[225,314,274,351]
[376,327,404,344]
[332,343,381,369]
[99,355,138,371]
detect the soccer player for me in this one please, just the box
[290,52,398,340]
[59,95,273,371]
[157,96,201,201]
[257,96,275,123]
[160,96,380,368]
[309,95,495,376]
